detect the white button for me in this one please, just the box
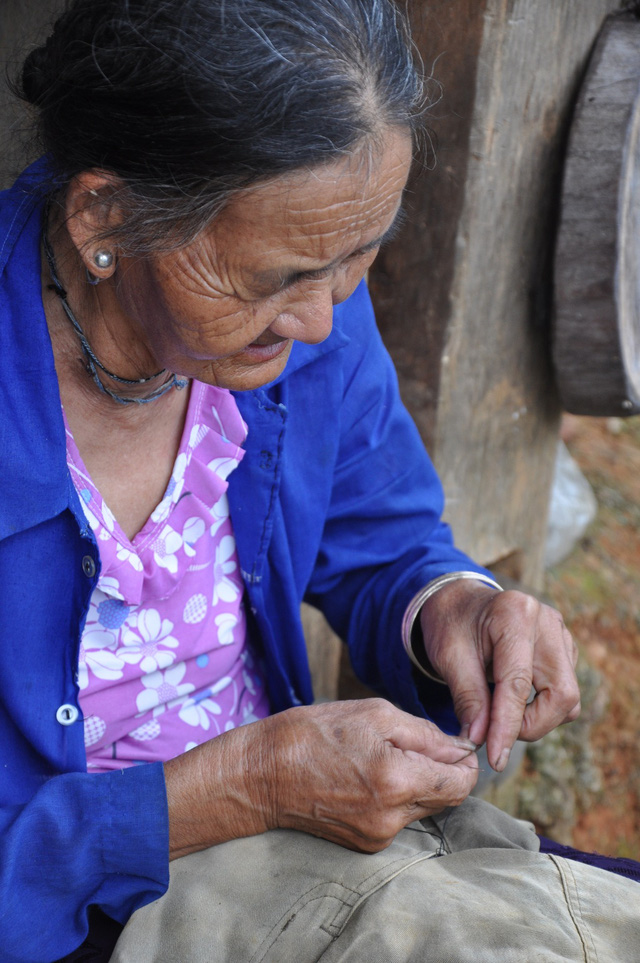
[56,703,79,726]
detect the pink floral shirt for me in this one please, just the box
[64,381,270,772]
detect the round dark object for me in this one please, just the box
[554,13,640,416]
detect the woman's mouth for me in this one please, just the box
[243,334,290,361]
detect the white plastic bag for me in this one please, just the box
[544,441,597,568]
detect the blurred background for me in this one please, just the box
[514,412,640,854]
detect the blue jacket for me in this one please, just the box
[0,161,488,962]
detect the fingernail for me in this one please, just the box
[461,721,485,748]
[454,737,478,751]
[496,748,511,772]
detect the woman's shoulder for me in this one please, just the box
[0,158,51,272]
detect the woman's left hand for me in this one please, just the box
[418,580,581,772]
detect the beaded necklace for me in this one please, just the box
[42,229,189,405]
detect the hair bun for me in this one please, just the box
[20,43,54,107]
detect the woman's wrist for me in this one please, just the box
[402,572,503,683]
[164,717,278,861]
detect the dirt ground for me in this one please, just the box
[543,414,640,857]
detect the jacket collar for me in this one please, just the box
[0,160,71,541]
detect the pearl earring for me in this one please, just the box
[94,250,114,269]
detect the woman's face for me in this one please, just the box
[115,127,412,391]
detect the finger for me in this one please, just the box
[418,587,495,747]
[426,741,480,766]
[386,729,480,808]
[445,660,493,749]
[520,687,582,741]
[485,601,582,766]
[486,676,533,771]
[384,705,479,762]
[410,755,479,816]
[324,745,479,851]
[520,625,582,739]
[484,613,536,771]
[403,741,477,769]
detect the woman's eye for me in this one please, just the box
[256,250,375,300]
[301,266,333,282]
[271,266,333,293]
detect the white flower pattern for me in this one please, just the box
[178,695,222,730]
[152,452,188,523]
[207,455,239,481]
[78,654,121,690]
[78,627,124,689]
[136,662,195,716]
[212,535,241,604]
[63,382,269,773]
[151,524,184,574]
[178,676,233,730]
[116,543,144,572]
[209,493,230,538]
[182,516,206,556]
[119,609,179,672]
[215,612,238,646]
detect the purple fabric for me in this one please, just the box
[64,381,270,771]
[538,836,640,883]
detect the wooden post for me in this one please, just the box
[370,0,620,591]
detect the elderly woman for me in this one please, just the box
[2,1,638,962]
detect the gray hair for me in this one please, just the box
[17,0,429,253]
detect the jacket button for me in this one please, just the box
[82,555,97,578]
[56,704,79,726]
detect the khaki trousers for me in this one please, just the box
[111,797,640,962]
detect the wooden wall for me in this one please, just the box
[370,0,620,590]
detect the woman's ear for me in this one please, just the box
[64,171,125,281]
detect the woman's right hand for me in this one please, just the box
[164,698,478,859]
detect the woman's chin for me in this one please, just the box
[195,338,294,391]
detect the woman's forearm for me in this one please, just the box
[164,719,277,860]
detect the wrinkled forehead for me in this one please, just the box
[215,129,413,250]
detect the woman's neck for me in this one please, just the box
[42,208,166,399]
[41,214,192,538]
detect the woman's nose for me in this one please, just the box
[272,263,366,345]
[271,280,335,345]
